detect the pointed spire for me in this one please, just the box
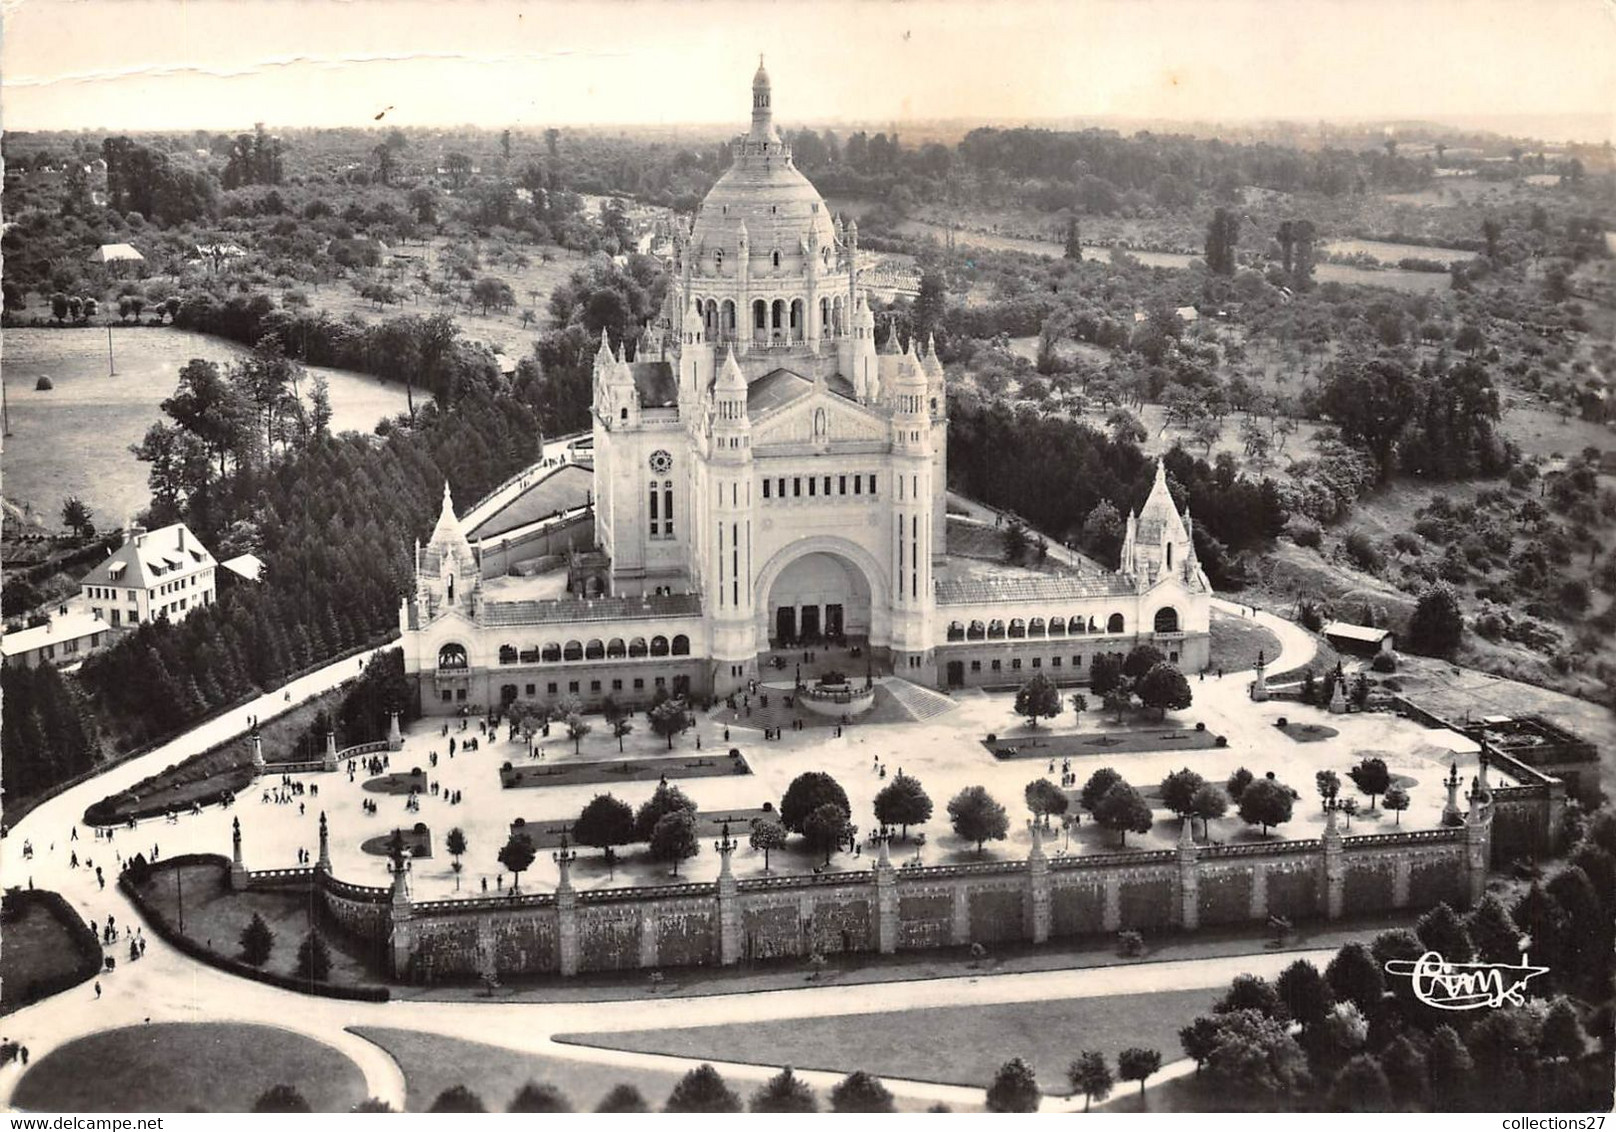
[717,344,746,391]
[440,479,455,522]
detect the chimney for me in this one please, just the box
[177,527,185,550]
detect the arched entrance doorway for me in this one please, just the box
[766,550,872,647]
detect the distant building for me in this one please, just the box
[220,553,266,585]
[80,523,218,629]
[1,610,111,670]
[1322,621,1394,656]
[88,243,145,266]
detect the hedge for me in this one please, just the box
[120,855,389,1003]
[0,887,103,1013]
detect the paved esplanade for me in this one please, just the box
[0,597,1318,1112]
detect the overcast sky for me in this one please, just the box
[4,0,1614,139]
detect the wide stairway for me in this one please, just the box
[879,677,959,722]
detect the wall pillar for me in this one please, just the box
[388,862,414,979]
[874,836,898,955]
[950,883,971,946]
[1177,819,1200,930]
[1102,873,1122,933]
[1323,804,1344,920]
[322,729,339,773]
[316,811,331,873]
[716,824,741,965]
[387,711,403,751]
[1026,823,1051,944]
[1465,794,1491,908]
[555,842,579,977]
[638,909,658,968]
[1249,863,1269,921]
[250,730,265,775]
[1392,855,1412,908]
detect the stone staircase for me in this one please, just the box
[880,677,959,722]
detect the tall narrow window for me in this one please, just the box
[664,482,674,537]
[648,483,659,536]
[763,479,772,499]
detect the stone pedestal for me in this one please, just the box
[388,864,414,979]
[387,711,403,751]
[322,730,339,773]
[229,816,249,891]
[556,891,579,977]
[1322,806,1345,920]
[1026,822,1051,944]
[1177,820,1200,930]
[716,828,741,965]
[1102,873,1122,933]
[1327,682,1347,715]
[873,838,898,955]
[250,731,266,775]
[317,811,331,872]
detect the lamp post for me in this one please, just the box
[552,833,577,889]
[715,820,736,860]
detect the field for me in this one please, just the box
[2,327,412,526]
[0,893,99,1013]
[1322,238,1472,266]
[558,987,1216,1095]
[11,1022,367,1113]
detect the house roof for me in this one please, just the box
[220,553,265,582]
[79,524,215,590]
[1322,621,1392,643]
[935,573,1138,606]
[1,611,109,658]
[89,243,145,263]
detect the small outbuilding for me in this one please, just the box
[1322,621,1394,657]
[88,243,145,266]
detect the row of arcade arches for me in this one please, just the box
[439,635,692,669]
[944,608,1179,642]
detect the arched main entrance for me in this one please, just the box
[764,550,874,647]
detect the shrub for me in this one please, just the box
[1288,520,1323,549]
[34,376,53,391]
[1370,652,1397,673]
[1343,531,1385,574]
[1214,735,1228,748]
[1117,930,1145,957]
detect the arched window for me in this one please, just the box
[542,642,562,663]
[1008,618,1027,639]
[1154,607,1180,634]
[498,644,518,665]
[585,639,605,660]
[650,635,670,657]
[967,620,986,641]
[606,638,627,659]
[671,634,691,656]
[1107,613,1125,634]
[1070,615,1087,635]
[753,299,767,332]
[947,621,966,641]
[771,250,780,268]
[628,637,649,658]
[987,619,1006,640]
[1048,617,1066,636]
[437,643,468,670]
[714,249,724,271]
[563,640,584,661]
[1028,617,1046,637]
[721,299,736,337]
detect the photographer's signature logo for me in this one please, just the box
[1384,951,1549,1011]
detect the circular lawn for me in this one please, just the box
[13,1022,367,1112]
[362,770,429,795]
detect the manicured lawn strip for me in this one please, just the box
[1279,722,1340,743]
[0,890,101,1014]
[988,729,1218,759]
[557,987,1216,1094]
[349,1026,689,1113]
[1207,609,1283,673]
[499,752,751,789]
[12,1023,366,1113]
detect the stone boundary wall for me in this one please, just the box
[311,809,1492,983]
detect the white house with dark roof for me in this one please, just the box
[79,523,218,629]
[397,64,1211,713]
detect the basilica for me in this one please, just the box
[399,62,1211,713]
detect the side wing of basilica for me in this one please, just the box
[400,62,1211,713]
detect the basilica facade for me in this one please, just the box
[399,63,1211,714]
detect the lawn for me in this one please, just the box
[499,751,751,789]
[360,825,433,859]
[988,728,1219,759]
[0,891,99,1014]
[349,1026,689,1113]
[558,987,1216,1095]
[2,327,411,526]
[1278,721,1339,743]
[1208,608,1283,673]
[11,1022,367,1113]
[134,861,384,987]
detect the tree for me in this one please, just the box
[1276,958,1333,1029]
[781,771,851,833]
[596,1085,650,1113]
[986,1057,1041,1112]
[1426,1025,1473,1105]
[648,697,691,748]
[1179,1016,1222,1072]
[1381,1034,1429,1106]
[649,810,699,876]
[295,929,331,981]
[1238,778,1294,836]
[565,712,591,754]
[611,716,634,752]
[1117,1047,1163,1101]
[1089,652,1126,697]
[1095,782,1153,847]
[1226,766,1254,801]
[1375,780,1409,825]
[574,794,634,856]
[252,1085,311,1113]
[1002,516,1030,563]
[1063,216,1083,261]
[1216,974,1287,1020]
[445,826,467,884]
[430,1085,486,1113]
[1408,583,1464,656]
[912,269,947,344]
[802,802,852,866]
[1159,768,1207,823]
[497,830,537,892]
[1325,942,1385,1015]
[239,913,274,967]
[1190,783,1228,840]
[1331,1053,1392,1112]
[1202,1009,1310,1095]
[1466,893,1523,964]
[508,1082,572,1112]
[1024,778,1069,827]
[1136,663,1192,718]
[750,1067,817,1112]
[60,496,95,540]
[1082,500,1125,560]
[1311,1000,1370,1078]
[1080,767,1123,813]
[948,785,1009,854]
[1123,644,1167,681]
[665,1065,742,1113]
[1205,207,1240,275]
[749,814,787,870]
[830,1071,895,1113]
[471,276,515,315]
[1348,757,1390,810]
[635,781,697,841]
[873,771,933,838]
[1067,1050,1113,1111]
[1539,998,1587,1061]
[1315,769,1341,812]
[1014,672,1062,728]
